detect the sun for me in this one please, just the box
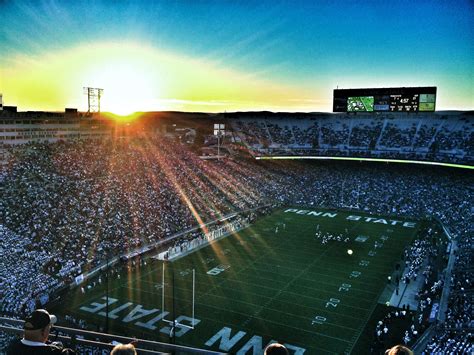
[95,60,160,115]
[80,45,163,115]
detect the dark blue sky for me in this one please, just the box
[1,0,473,111]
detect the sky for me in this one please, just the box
[0,0,473,114]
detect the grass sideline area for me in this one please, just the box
[51,208,426,354]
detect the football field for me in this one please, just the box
[52,208,423,354]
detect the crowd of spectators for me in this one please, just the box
[0,132,472,353]
[320,122,350,147]
[1,137,272,317]
[368,223,450,352]
[413,123,438,149]
[0,225,63,315]
[292,122,316,147]
[267,123,293,146]
[378,122,418,148]
[436,125,472,152]
[232,113,473,163]
[349,121,382,148]
[423,329,472,354]
[421,230,473,353]
[232,119,268,147]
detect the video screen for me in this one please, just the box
[419,102,436,111]
[420,94,435,103]
[333,87,436,112]
[419,93,436,111]
[347,96,374,112]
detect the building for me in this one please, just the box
[0,107,110,146]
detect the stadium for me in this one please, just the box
[1,88,472,354]
[0,1,473,354]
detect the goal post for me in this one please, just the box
[161,262,197,330]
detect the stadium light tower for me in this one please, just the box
[83,87,104,114]
[214,123,225,159]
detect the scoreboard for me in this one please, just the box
[333,87,436,112]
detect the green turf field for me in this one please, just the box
[347,96,374,112]
[52,207,423,354]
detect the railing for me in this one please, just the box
[0,317,223,354]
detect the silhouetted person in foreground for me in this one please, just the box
[110,343,137,354]
[7,309,75,354]
[264,343,290,355]
[385,344,414,355]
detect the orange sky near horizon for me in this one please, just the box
[1,42,328,115]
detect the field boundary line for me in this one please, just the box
[193,228,296,303]
[240,243,340,330]
[344,296,379,355]
[124,281,366,325]
[211,273,379,298]
[199,300,353,345]
[233,266,381,293]
[200,291,362,327]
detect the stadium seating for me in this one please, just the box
[0,132,471,353]
[231,112,474,164]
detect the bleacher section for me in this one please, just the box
[231,112,473,164]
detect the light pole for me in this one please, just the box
[213,123,225,159]
[105,249,110,334]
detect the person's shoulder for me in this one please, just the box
[6,339,23,354]
[7,340,73,354]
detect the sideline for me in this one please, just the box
[68,205,271,289]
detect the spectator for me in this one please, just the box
[7,309,74,354]
[385,344,413,355]
[110,343,137,355]
[264,342,289,355]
